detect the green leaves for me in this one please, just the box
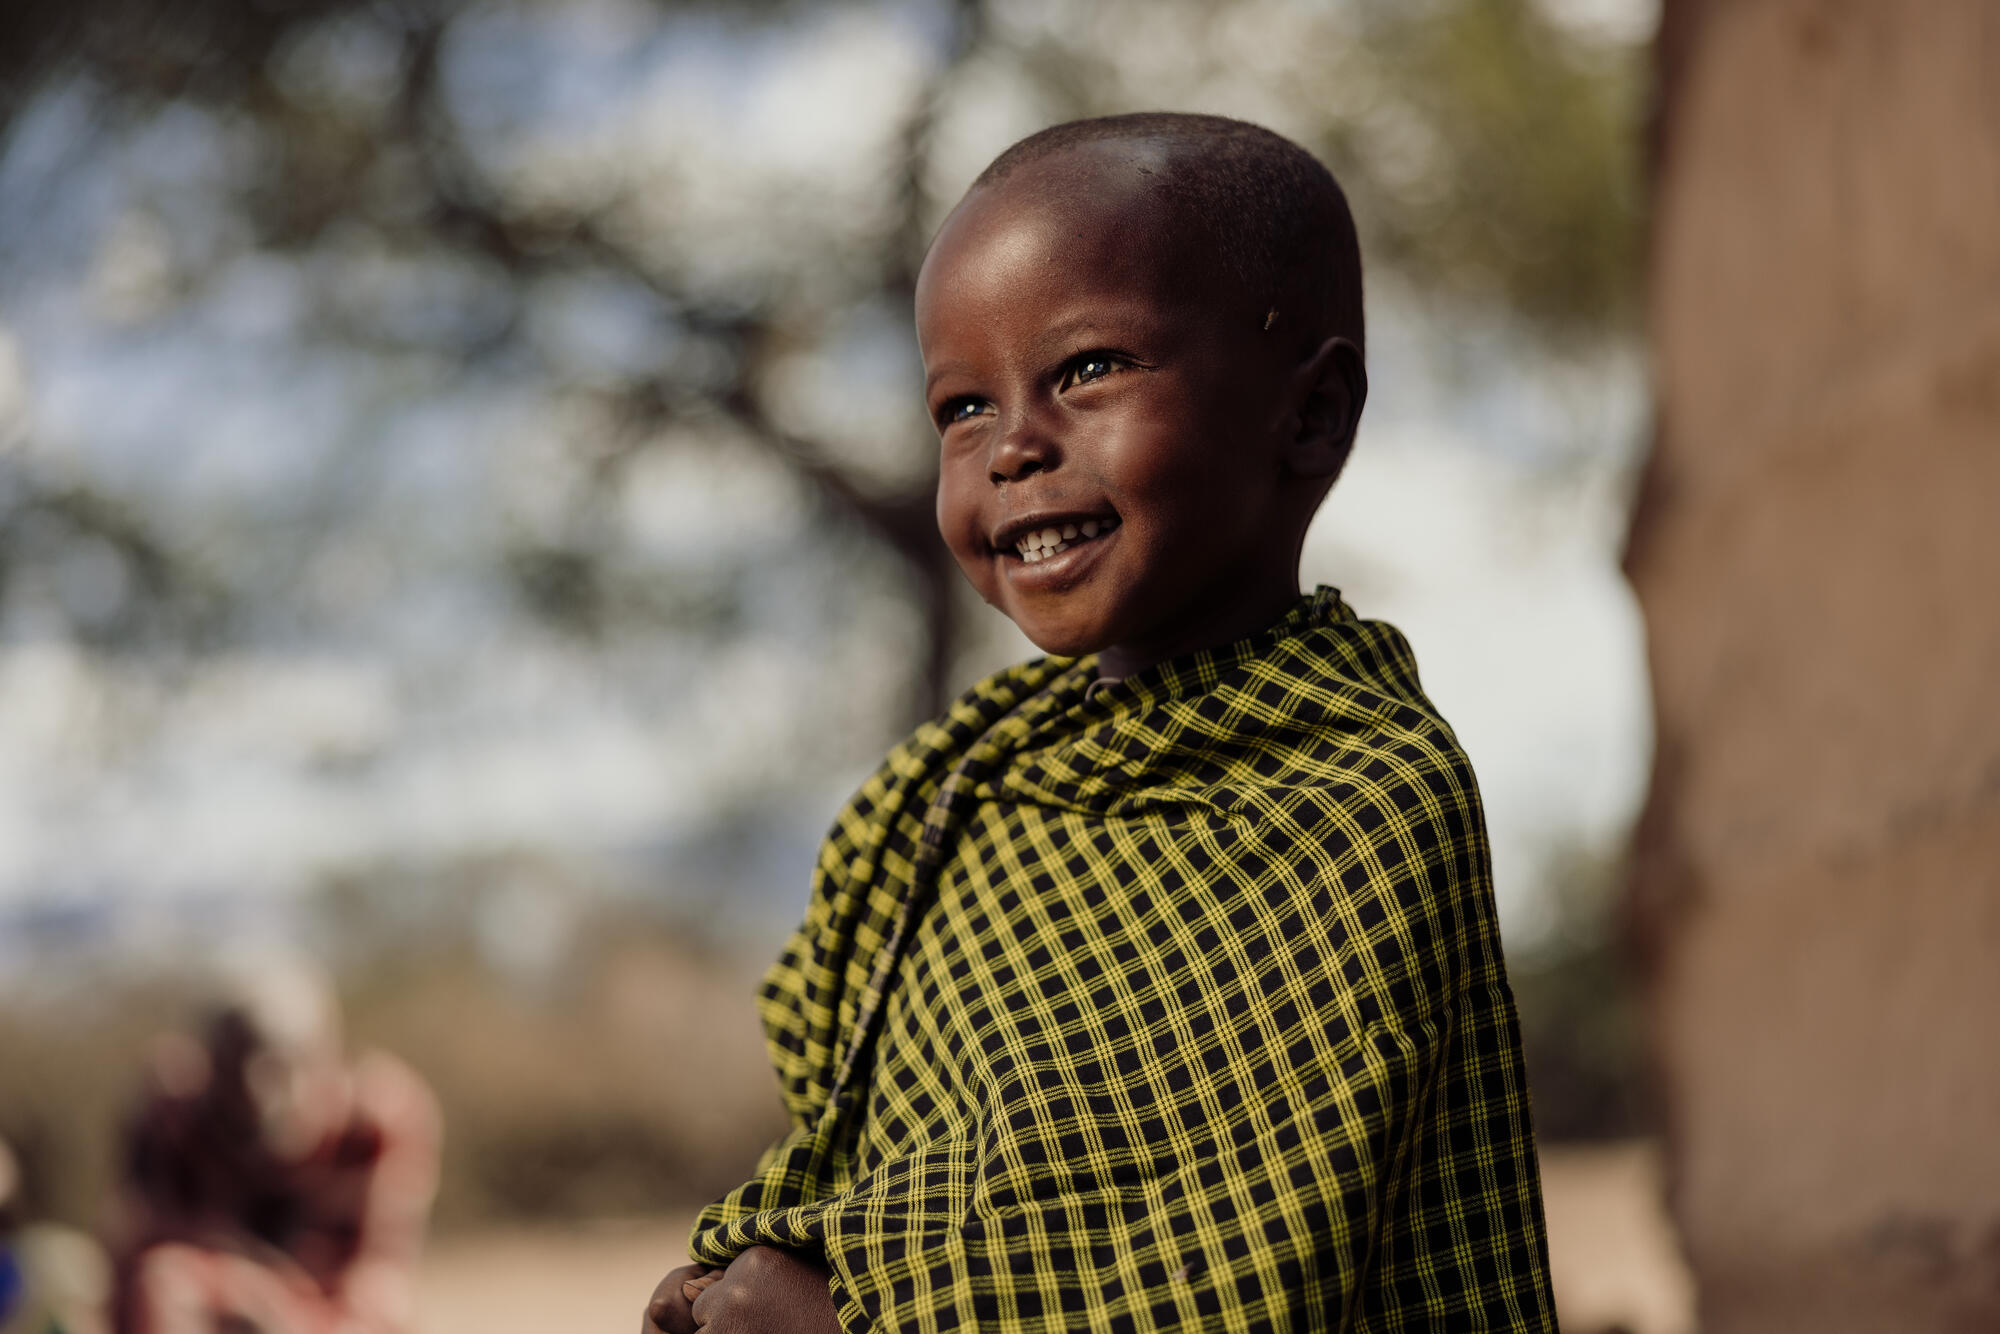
[1352,0,1646,339]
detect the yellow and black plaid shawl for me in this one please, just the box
[689,587,1555,1331]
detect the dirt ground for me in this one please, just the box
[417,1140,1694,1333]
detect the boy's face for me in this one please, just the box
[916,150,1305,667]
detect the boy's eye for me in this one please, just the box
[1062,353,1122,389]
[940,398,990,426]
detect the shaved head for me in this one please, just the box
[970,112,1364,352]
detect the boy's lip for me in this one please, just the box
[1000,520,1120,591]
[988,509,1120,554]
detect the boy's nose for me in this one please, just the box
[988,410,1059,485]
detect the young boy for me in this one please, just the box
[644,112,1555,1333]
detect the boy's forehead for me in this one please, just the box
[921,142,1212,309]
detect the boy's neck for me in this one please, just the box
[1093,576,1304,684]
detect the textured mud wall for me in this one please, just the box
[1627,2,2000,1330]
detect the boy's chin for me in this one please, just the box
[1006,611,1114,661]
[977,577,1124,659]
[1023,634,1105,660]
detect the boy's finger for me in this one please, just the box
[689,1264,738,1326]
[643,1286,692,1334]
[681,1269,724,1302]
[644,1264,718,1334]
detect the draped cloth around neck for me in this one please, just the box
[688,587,1556,1332]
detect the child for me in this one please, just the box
[110,961,440,1334]
[645,112,1555,1333]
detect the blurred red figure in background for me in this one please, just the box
[109,960,440,1334]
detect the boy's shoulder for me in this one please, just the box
[1206,593,1466,760]
[835,589,1475,833]
[1099,588,1476,792]
[1126,598,1483,841]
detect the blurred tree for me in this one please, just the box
[1508,838,1649,1139]
[3,0,982,718]
[1364,0,1643,337]
[0,0,1642,718]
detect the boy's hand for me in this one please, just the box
[685,1245,841,1334]
[642,1262,724,1334]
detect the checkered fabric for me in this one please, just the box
[690,587,1555,1332]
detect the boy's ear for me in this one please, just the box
[1278,335,1366,480]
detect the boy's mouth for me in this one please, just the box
[999,514,1121,563]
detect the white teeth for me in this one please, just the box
[1011,517,1119,561]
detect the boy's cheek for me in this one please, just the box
[936,500,1000,595]
[940,527,992,595]
[934,473,981,555]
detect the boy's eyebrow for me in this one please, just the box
[923,311,1156,394]
[1034,315,1128,349]
[924,360,974,394]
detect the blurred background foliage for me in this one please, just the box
[0,0,1652,1231]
